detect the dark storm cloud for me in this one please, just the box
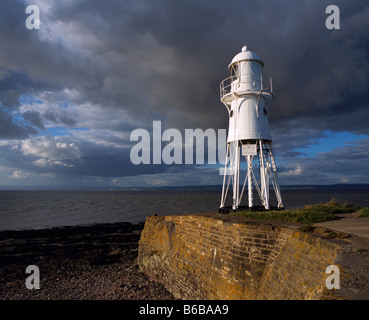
[1,0,369,186]
[2,0,369,131]
[0,108,36,138]
[43,110,76,127]
[271,126,326,157]
[23,111,44,129]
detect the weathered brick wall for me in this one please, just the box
[257,229,338,299]
[138,214,339,300]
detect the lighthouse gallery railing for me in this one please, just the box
[219,75,238,100]
[220,75,274,101]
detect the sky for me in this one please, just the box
[0,0,369,189]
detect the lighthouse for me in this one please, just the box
[219,45,283,211]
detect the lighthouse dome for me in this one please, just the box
[228,45,264,69]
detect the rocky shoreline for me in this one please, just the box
[0,222,175,300]
[2,215,369,300]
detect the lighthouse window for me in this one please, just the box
[231,64,238,78]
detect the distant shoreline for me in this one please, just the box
[1,183,369,192]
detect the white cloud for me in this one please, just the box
[33,158,74,168]
[40,172,55,178]
[20,136,82,160]
[71,128,130,149]
[18,136,82,168]
[279,165,303,178]
[18,92,135,149]
[10,170,29,179]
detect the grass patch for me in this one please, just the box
[358,207,369,218]
[356,248,367,253]
[232,198,360,225]
[325,231,342,239]
[298,225,316,233]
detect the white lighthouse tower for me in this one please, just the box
[219,45,283,211]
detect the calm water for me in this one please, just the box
[0,188,368,231]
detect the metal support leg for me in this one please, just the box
[247,155,253,208]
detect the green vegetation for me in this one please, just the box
[298,225,316,233]
[233,198,360,225]
[325,231,342,239]
[358,207,369,218]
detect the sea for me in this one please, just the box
[1,188,369,231]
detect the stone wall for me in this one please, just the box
[137,214,339,300]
